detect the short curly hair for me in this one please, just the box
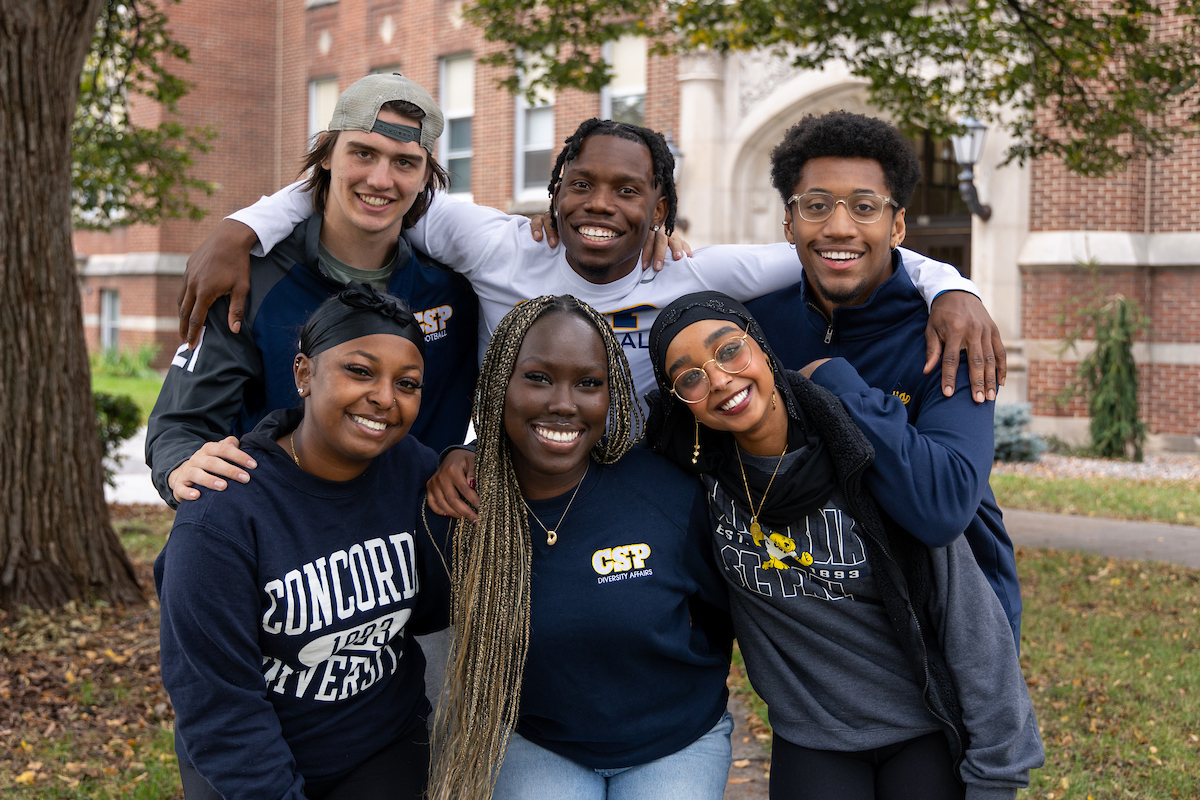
[769,111,921,209]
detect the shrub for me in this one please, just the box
[95,392,141,487]
[1055,262,1148,462]
[994,403,1045,462]
[90,343,161,379]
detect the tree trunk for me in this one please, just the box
[0,0,142,610]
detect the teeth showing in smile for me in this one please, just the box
[352,414,387,431]
[578,226,617,241]
[358,194,393,207]
[536,426,581,443]
[719,387,750,411]
[820,250,861,262]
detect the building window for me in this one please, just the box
[100,289,120,352]
[309,77,340,140]
[601,36,646,126]
[441,55,474,196]
[515,57,555,202]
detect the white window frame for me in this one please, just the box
[514,98,554,204]
[308,77,340,141]
[440,54,475,200]
[100,288,120,352]
[600,36,647,126]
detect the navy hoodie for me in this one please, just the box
[746,254,1022,641]
[155,408,450,800]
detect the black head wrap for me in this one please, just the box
[646,291,837,525]
[299,282,426,359]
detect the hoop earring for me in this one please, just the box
[692,417,701,465]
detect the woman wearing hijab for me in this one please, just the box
[430,294,734,800]
[644,291,1043,800]
[156,284,451,800]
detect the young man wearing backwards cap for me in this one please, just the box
[146,73,478,507]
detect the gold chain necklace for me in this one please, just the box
[523,465,588,546]
[735,443,788,540]
[288,432,301,468]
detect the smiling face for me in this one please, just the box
[784,156,906,317]
[292,333,424,481]
[552,134,668,285]
[664,319,787,452]
[320,109,433,254]
[503,312,610,499]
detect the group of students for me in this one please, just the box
[151,71,1043,800]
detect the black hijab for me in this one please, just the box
[646,291,837,525]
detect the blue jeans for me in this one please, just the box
[492,711,734,800]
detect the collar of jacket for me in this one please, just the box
[302,214,414,285]
[798,250,927,342]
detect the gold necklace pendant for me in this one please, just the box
[524,465,588,547]
[736,444,787,545]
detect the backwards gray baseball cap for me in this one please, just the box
[327,73,444,155]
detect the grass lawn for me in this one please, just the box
[991,474,1200,527]
[91,375,164,427]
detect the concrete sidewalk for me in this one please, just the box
[1004,507,1200,569]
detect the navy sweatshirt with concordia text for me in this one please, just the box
[746,254,1022,640]
[155,409,450,800]
[516,447,733,768]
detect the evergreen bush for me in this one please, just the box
[994,403,1046,462]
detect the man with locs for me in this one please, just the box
[146,73,478,506]
[172,117,1006,506]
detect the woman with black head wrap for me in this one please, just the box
[156,283,452,800]
[645,291,1043,800]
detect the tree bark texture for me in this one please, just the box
[0,0,141,611]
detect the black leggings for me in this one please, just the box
[768,731,965,800]
[179,726,429,800]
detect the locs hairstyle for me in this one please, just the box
[769,111,922,209]
[546,118,678,236]
[298,99,449,229]
[429,295,641,800]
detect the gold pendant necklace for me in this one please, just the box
[524,465,588,546]
[735,443,787,541]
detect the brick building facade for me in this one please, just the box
[76,0,1199,452]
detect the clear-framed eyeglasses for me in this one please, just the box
[787,192,899,224]
[670,333,754,404]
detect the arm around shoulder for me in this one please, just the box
[808,357,992,545]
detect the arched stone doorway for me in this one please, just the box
[726,81,974,277]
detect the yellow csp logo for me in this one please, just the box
[592,544,652,575]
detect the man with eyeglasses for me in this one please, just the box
[745,110,1022,648]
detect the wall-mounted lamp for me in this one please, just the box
[950,117,992,221]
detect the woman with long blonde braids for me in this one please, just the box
[430,294,734,800]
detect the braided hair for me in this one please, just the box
[430,295,642,800]
[546,118,678,235]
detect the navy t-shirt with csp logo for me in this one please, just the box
[516,446,733,769]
